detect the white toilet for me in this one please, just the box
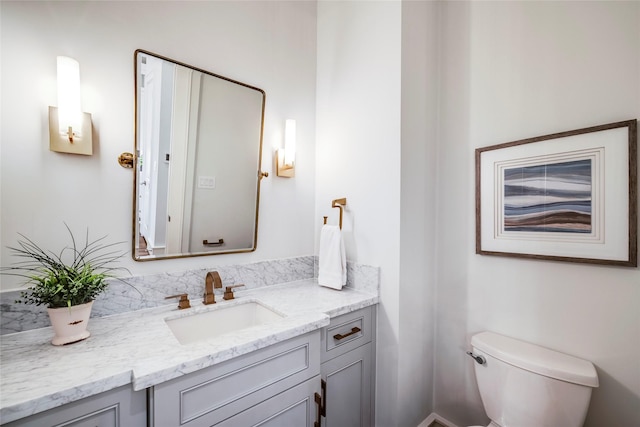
[467,331,599,427]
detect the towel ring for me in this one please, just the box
[330,198,347,229]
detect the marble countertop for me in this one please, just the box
[0,279,378,423]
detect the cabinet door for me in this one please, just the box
[4,385,146,427]
[217,376,321,427]
[321,342,372,427]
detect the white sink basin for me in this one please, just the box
[165,301,285,345]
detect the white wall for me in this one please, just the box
[435,2,640,426]
[398,1,439,425]
[316,1,402,425]
[0,1,317,290]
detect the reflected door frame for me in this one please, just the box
[165,66,197,254]
[137,57,159,246]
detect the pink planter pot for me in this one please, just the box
[47,301,94,346]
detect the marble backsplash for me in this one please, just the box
[0,256,379,335]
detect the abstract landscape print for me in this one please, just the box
[477,119,636,266]
[503,159,592,234]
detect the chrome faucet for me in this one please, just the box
[204,271,222,305]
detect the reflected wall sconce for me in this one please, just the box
[49,56,93,155]
[276,119,296,178]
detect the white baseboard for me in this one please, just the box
[418,412,460,427]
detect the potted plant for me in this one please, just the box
[3,224,128,345]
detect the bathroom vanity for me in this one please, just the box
[0,280,377,427]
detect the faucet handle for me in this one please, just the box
[165,293,191,310]
[223,284,245,301]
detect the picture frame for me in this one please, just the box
[476,119,637,267]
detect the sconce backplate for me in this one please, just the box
[275,149,295,178]
[48,106,93,155]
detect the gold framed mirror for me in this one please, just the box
[132,50,267,261]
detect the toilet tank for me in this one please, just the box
[471,332,599,427]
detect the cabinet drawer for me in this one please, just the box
[321,306,373,363]
[152,330,320,426]
[4,385,146,427]
[217,375,321,427]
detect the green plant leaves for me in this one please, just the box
[3,224,128,308]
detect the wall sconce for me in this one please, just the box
[276,119,296,178]
[49,56,93,155]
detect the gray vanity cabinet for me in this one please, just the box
[150,330,321,426]
[217,376,321,426]
[320,306,375,427]
[3,385,146,427]
[5,307,376,427]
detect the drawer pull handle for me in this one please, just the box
[203,238,224,246]
[333,326,361,341]
[314,392,322,427]
[320,379,326,416]
[314,378,327,426]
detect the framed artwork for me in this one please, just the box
[476,119,637,266]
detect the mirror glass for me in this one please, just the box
[133,50,266,261]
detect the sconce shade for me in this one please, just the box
[56,56,82,134]
[49,56,92,155]
[276,119,296,178]
[284,119,296,166]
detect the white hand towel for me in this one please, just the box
[318,224,346,290]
